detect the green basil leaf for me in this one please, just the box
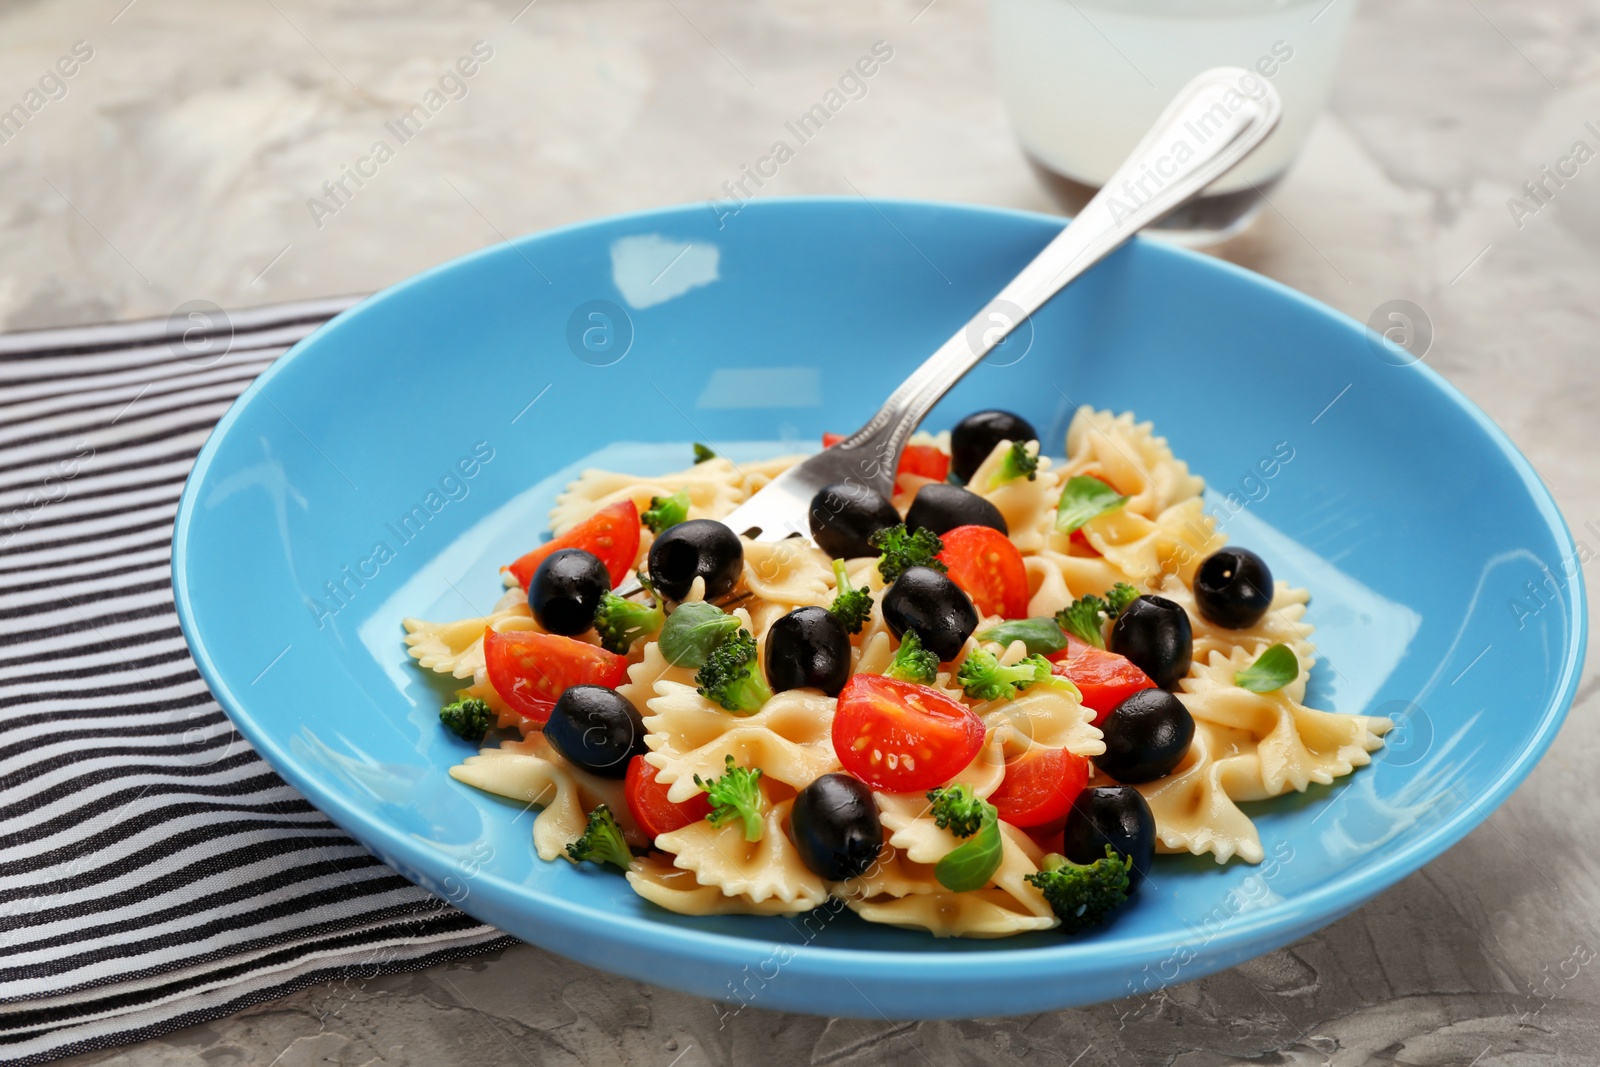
[1055,475,1129,534]
[1234,643,1299,693]
[976,617,1069,656]
[934,808,1003,892]
[658,601,740,668]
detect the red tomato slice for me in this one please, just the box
[937,524,1028,619]
[1049,636,1156,725]
[625,755,712,841]
[833,675,985,793]
[483,629,629,724]
[822,434,951,491]
[505,499,640,590]
[988,747,1090,828]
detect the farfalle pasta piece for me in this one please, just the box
[1159,579,1317,698]
[654,794,829,908]
[734,453,808,496]
[1133,718,1268,864]
[1062,406,1205,517]
[842,815,1055,937]
[968,440,1063,554]
[642,683,839,803]
[1180,648,1390,795]
[616,641,697,713]
[847,886,1057,938]
[1052,496,1223,591]
[403,604,537,679]
[626,853,809,916]
[741,537,835,609]
[1022,550,1132,617]
[449,735,635,860]
[976,687,1105,760]
[549,457,746,534]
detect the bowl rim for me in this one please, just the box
[171,195,1588,993]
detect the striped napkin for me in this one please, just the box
[0,299,514,1065]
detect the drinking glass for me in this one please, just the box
[988,0,1357,244]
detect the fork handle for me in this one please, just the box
[828,67,1282,497]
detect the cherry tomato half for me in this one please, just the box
[483,629,629,724]
[506,499,641,590]
[833,675,985,793]
[1048,636,1156,725]
[822,433,951,492]
[988,746,1090,828]
[625,754,712,841]
[937,524,1028,619]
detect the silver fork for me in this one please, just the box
[617,67,1280,599]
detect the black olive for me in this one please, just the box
[528,548,610,635]
[789,773,883,881]
[1194,547,1274,629]
[905,483,1008,537]
[647,519,743,602]
[881,565,979,661]
[1110,595,1193,690]
[765,606,852,697]
[951,409,1039,484]
[1094,689,1194,783]
[1062,785,1156,891]
[808,481,900,559]
[543,684,647,778]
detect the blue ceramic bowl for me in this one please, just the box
[172,199,1585,1019]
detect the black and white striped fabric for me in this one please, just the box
[0,298,515,1065]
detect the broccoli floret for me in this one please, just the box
[1025,845,1133,934]
[439,697,493,741]
[694,628,773,714]
[694,754,765,841]
[642,488,691,534]
[1056,595,1112,649]
[956,648,1066,702]
[565,804,634,871]
[926,783,988,837]
[829,559,873,634]
[988,440,1038,488]
[1055,584,1140,648]
[693,442,717,464]
[869,523,947,583]
[887,628,939,684]
[594,591,665,654]
[1105,582,1139,616]
[930,788,1004,891]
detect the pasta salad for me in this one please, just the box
[403,406,1391,938]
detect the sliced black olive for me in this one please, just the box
[528,548,610,635]
[808,481,900,559]
[647,519,743,602]
[951,410,1038,484]
[543,684,647,779]
[1062,784,1156,891]
[905,483,1008,537]
[881,565,979,661]
[789,772,883,881]
[1094,689,1194,783]
[765,606,852,697]
[1109,594,1193,690]
[1194,547,1274,629]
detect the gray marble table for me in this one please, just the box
[7,0,1596,1063]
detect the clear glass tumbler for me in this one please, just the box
[987,0,1357,244]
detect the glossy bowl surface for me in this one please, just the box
[173,198,1586,1018]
